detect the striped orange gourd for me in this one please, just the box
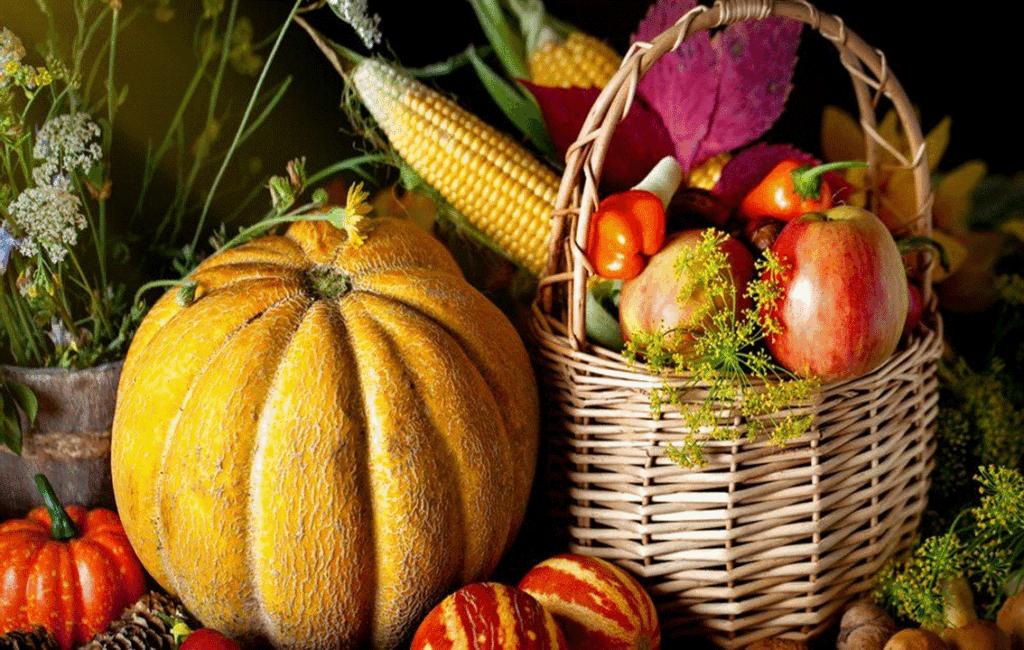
[528,30,621,89]
[351,58,560,278]
[410,582,568,650]
[518,554,660,650]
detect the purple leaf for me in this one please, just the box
[696,16,803,163]
[519,81,676,192]
[633,0,717,173]
[631,0,802,172]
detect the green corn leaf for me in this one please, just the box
[466,0,528,81]
[464,46,556,161]
[405,46,493,78]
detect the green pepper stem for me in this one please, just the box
[790,160,866,200]
[34,474,78,541]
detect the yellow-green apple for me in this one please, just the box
[762,205,909,383]
[619,228,755,355]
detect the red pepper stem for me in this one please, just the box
[34,473,77,541]
[790,160,866,200]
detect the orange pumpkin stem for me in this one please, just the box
[33,474,77,541]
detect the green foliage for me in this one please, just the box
[623,229,816,467]
[925,356,1024,535]
[1,0,304,379]
[876,466,1024,628]
[0,378,37,455]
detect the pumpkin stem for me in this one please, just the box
[34,474,78,541]
[307,266,353,301]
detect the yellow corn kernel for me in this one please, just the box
[687,152,732,190]
[528,31,621,89]
[352,58,560,277]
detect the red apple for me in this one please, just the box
[762,205,909,383]
[903,278,923,340]
[619,228,755,355]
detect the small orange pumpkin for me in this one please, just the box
[0,475,147,650]
[110,218,540,649]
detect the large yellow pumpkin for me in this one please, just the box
[110,218,540,650]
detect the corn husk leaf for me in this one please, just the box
[464,46,557,159]
[466,0,529,80]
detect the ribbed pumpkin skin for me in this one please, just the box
[110,218,540,650]
[518,554,660,650]
[410,583,568,650]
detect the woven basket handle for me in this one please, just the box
[537,0,935,351]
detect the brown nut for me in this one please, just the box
[667,187,731,231]
[838,599,898,650]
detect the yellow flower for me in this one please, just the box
[341,181,372,246]
[820,106,985,283]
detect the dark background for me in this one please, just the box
[2,0,1019,245]
[270,0,1021,178]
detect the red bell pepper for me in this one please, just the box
[585,189,666,280]
[738,159,865,221]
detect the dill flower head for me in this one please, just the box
[32,112,103,188]
[975,465,1024,532]
[6,185,86,262]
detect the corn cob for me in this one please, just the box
[351,58,560,277]
[528,29,621,89]
[686,152,732,190]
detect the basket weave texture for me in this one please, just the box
[528,1,944,647]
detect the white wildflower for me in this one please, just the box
[328,0,382,49]
[32,113,103,188]
[46,316,77,349]
[6,186,86,262]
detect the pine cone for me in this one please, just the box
[81,592,197,650]
[0,628,58,650]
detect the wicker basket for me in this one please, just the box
[528,1,944,647]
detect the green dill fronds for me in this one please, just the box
[624,229,816,468]
[748,249,788,337]
[874,530,967,630]
[875,466,1024,627]
[940,357,1024,472]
